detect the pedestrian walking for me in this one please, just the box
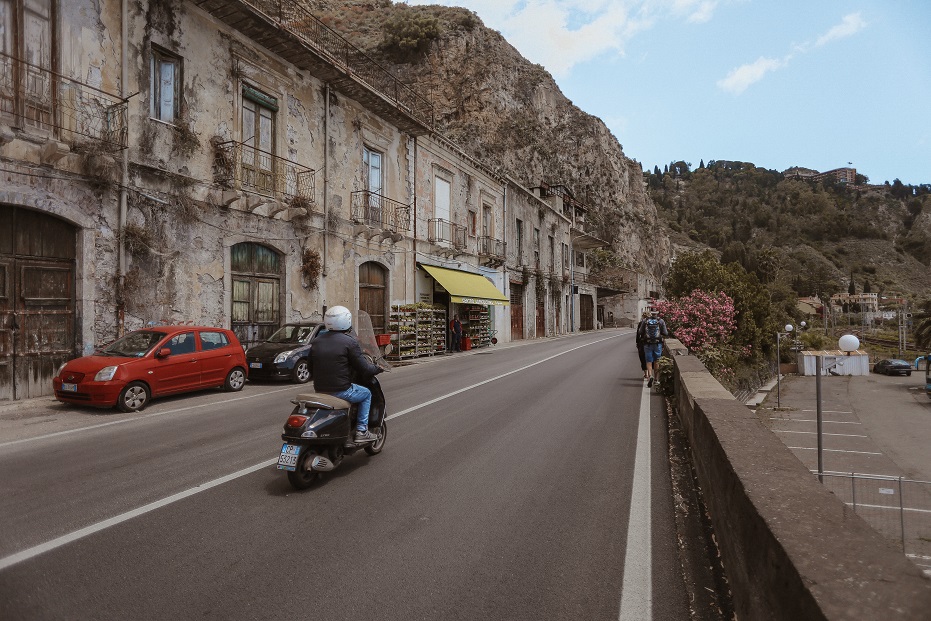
[638,309,668,387]
[635,311,649,379]
[449,314,463,352]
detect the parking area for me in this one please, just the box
[755,371,931,575]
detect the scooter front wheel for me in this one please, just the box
[364,421,387,455]
[287,450,320,490]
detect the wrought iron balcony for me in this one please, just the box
[0,51,127,150]
[350,190,412,232]
[191,0,433,134]
[428,218,467,249]
[477,235,506,260]
[213,140,315,205]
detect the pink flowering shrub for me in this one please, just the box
[654,290,745,383]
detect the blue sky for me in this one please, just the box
[405,1,930,186]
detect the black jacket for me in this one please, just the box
[309,330,381,392]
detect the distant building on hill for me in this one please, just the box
[784,166,857,185]
[830,292,878,312]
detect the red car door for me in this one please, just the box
[197,329,237,387]
[150,331,202,394]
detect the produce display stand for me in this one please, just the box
[386,303,446,360]
[463,304,491,348]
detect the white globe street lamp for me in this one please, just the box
[815,334,861,481]
[776,324,794,409]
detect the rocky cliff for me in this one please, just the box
[309,0,671,281]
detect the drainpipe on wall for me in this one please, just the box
[117,0,129,336]
[412,136,418,301]
[322,84,329,297]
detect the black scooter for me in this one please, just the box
[276,311,389,490]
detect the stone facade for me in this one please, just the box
[0,0,620,400]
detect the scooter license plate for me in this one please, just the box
[277,443,301,471]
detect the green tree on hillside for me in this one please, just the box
[664,250,778,359]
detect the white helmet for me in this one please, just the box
[324,306,352,331]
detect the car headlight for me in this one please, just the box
[94,366,118,382]
[274,350,295,364]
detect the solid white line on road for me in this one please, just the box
[799,410,854,414]
[787,447,883,455]
[774,430,867,438]
[618,383,652,620]
[0,459,277,572]
[0,386,297,450]
[0,335,624,571]
[386,335,622,421]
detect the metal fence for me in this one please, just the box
[817,471,931,575]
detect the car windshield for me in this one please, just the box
[266,325,315,344]
[101,330,167,357]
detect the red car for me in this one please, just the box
[53,326,248,412]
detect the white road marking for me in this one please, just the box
[386,335,622,421]
[799,410,854,414]
[782,419,861,425]
[0,335,622,571]
[774,430,867,438]
[848,503,931,515]
[0,386,297,449]
[787,447,882,455]
[0,459,276,571]
[618,382,652,620]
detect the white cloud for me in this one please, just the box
[815,12,866,47]
[717,56,788,94]
[717,12,866,94]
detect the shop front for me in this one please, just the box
[418,264,508,350]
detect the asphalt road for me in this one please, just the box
[0,330,691,620]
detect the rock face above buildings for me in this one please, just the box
[311,0,671,278]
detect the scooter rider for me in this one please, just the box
[309,306,383,443]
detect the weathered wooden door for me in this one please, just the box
[510,283,524,340]
[359,262,386,334]
[535,302,545,337]
[580,294,595,330]
[0,206,76,401]
[231,242,280,348]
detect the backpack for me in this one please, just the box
[644,318,661,343]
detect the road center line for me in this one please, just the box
[0,386,297,450]
[0,459,276,572]
[618,382,652,620]
[0,335,622,571]
[787,447,882,455]
[386,335,622,421]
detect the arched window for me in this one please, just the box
[358,262,387,334]
[231,242,281,347]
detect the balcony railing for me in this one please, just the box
[477,235,506,260]
[428,218,467,249]
[0,51,127,150]
[213,140,315,205]
[236,0,433,128]
[350,190,411,232]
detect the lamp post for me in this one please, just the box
[776,324,794,409]
[815,333,860,482]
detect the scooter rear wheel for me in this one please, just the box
[364,421,387,455]
[287,451,320,490]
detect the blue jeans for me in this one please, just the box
[643,342,663,363]
[330,383,372,432]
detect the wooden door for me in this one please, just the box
[580,294,595,330]
[536,302,545,337]
[359,262,387,334]
[0,206,76,401]
[510,283,524,340]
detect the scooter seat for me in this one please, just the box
[293,392,351,410]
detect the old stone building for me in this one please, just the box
[0,0,614,401]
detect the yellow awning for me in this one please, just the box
[420,264,509,306]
